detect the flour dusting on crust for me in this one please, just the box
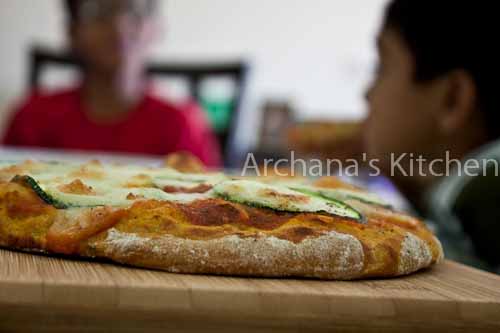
[398,232,433,275]
[98,228,365,280]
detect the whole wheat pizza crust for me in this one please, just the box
[0,157,444,280]
[86,228,365,279]
[81,226,438,280]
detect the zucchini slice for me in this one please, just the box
[11,175,68,209]
[289,184,391,208]
[41,185,212,208]
[11,175,212,209]
[213,180,363,221]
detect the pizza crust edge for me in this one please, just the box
[85,228,365,280]
[80,226,443,280]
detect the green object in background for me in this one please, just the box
[201,97,233,133]
[199,77,236,134]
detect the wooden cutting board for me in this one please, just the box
[1,248,499,332]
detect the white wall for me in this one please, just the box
[0,0,387,149]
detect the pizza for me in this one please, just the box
[0,154,443,280]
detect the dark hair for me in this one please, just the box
[63,0,79,21]
[63,0,158,22]
[384,0,498,140]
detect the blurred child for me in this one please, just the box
[3,0,221,167]
[364,0,499,271]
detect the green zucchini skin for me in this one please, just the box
[213,180,365,223]
[289,187,365,223]
[8,173,365,223]
[290,184,391,209]
[11,175,68,209]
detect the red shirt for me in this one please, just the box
[2,87,221,167]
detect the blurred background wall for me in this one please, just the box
[0,0,386,151]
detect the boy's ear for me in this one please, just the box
[437,69,477,135]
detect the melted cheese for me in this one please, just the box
[289,184,389,207]
[213,180,361,220]
[0,160,368,216]
[42,184,212,207]
[0,161,217,207]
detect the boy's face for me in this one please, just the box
[70,0,156,74]
[364,28,445,173]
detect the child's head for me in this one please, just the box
[364,0,497,175]
[64,0,158,75]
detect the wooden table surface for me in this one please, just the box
[0,249,499,332]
